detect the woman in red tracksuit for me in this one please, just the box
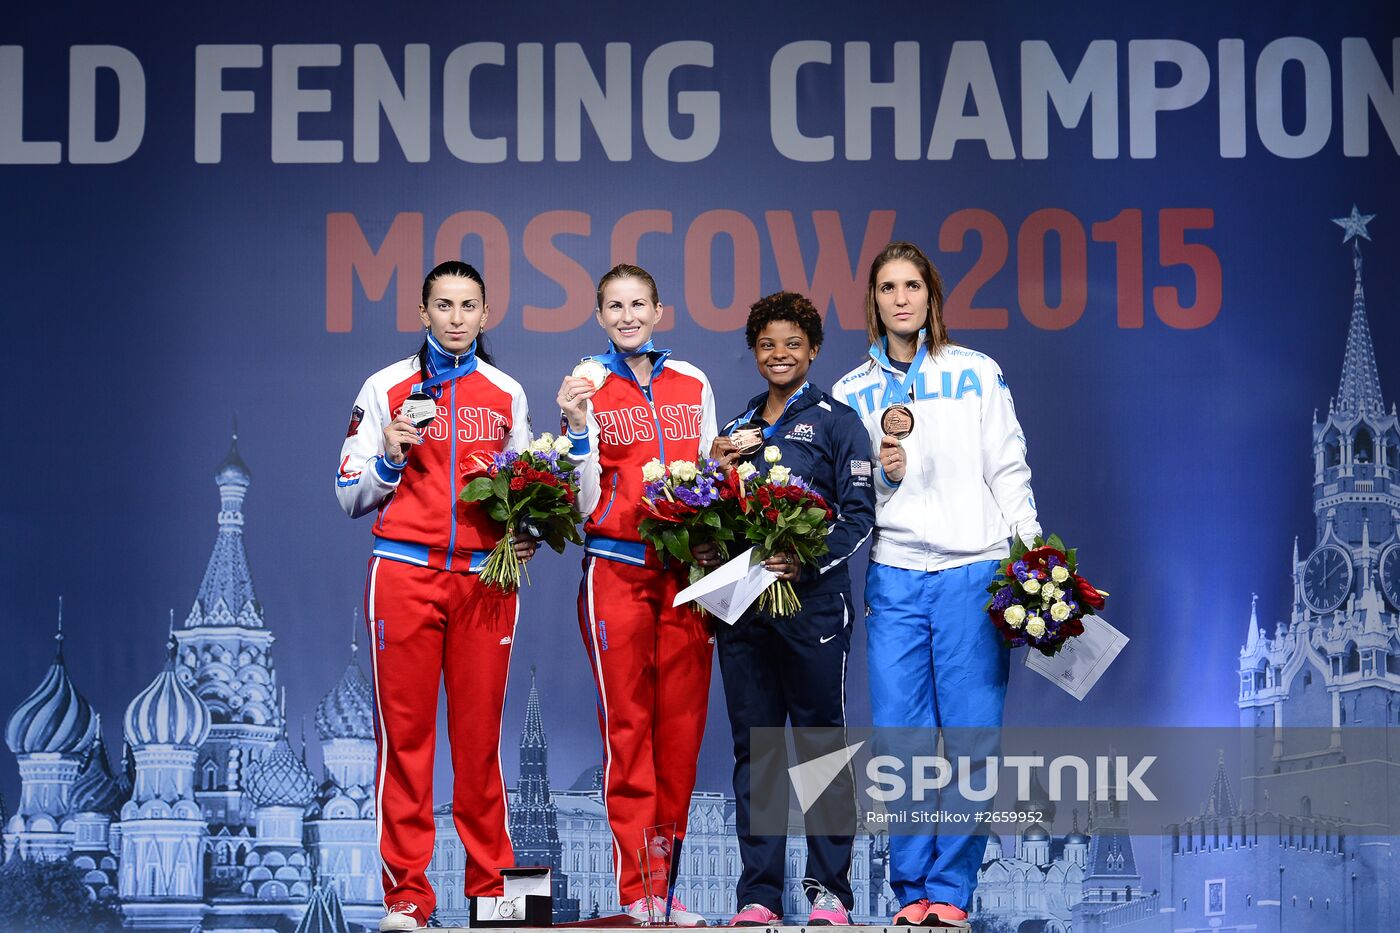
[556,263,717,925]
[336,261,536,933]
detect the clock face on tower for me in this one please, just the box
[1303,543,1354,614]
[1379,542,1400,610]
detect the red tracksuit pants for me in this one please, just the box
[365,556,518,916]
[577,556,714,905]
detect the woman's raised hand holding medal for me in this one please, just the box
[558,360,607,433]
[878,434,906,483]
[383,411,426,465]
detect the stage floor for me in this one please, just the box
[429,927,969,932]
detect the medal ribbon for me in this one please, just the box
[729,382,811,441]
[882,329,929,403]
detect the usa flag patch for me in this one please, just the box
[850,459,872,477]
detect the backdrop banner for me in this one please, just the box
[2,3,1398,931]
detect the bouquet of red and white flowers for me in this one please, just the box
[460,434,584,590]
[638,456,740,579]
[735,446,833,617]
[984,533,1107,656]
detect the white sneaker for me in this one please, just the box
[626,894,708,926]
[379,900,425,931]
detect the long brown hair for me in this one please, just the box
[863,241,951,356]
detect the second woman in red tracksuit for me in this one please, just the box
[556,264,716,925]
[336,261,536,933]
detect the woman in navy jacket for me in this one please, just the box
[703,292,876,927]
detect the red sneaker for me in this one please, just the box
[926,902,970,928]
[893,899,930,925]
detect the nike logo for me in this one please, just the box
[499,636,512,645]
[819,633,838,644]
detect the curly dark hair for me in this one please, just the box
[745,291,824,349]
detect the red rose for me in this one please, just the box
[764,508,780,522]
[1071,575,1105,610]
[564,486,576,503]
[1060,616,1085,637]
[757,487,771,506]
[513,460,528,474]
[541,473,558,487]
[509,476,525,491]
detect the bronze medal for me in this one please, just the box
[880,404,915,439]
[730,421,766,457]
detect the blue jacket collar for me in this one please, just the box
[742,383,824,425]
[425,333,477,374]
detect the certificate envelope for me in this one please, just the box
[1023,613,1128,700]
[673,547,778,624]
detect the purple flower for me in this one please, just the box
[991,587,1015,610]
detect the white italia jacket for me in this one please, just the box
[834,339,1041,573]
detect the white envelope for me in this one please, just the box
[672,547,778,624]
[1023,613,1128,700]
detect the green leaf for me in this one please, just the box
[1047,533,1066,553]
[486,501,510,524]
[461,477,496,502]
[492,472,510,501]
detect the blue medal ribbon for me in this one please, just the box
[880,329,929,404]
[729,382,811,441]
[588,339,671,381]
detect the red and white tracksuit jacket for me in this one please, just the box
[565,350,717,905]
[336,339,529,916]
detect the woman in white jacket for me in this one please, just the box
[834,241,1041,928]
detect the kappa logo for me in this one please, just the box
[785,422,816,443]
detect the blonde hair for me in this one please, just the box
[596,263,660,310]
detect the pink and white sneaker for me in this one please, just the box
[729,903,782,926]
[626,895,708,927]
[803,880,851,926]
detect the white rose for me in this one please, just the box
[768,465,792,484]
[1050,601,1072,622]
[763,445,782,464]
[1003,604,1026,627]
[552,434,572,455]
[1025,617,1047,638]
[1050,565,1070,583]
[670,460,698,482]
[1022,578,1041,594]
[530,435,554,453]
[736,462,757,480]
[1046,585,1062,600]
[571,359,608,390]
[641,459,666,483]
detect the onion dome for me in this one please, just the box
[1065,809,1090,845]
[217,426,252,486]
[315,634,373,742]
[247,734,317,809]
[1022,822,1050,842]
[124,638,212,749]
[5,604,97,755]
[70,716,125,816]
